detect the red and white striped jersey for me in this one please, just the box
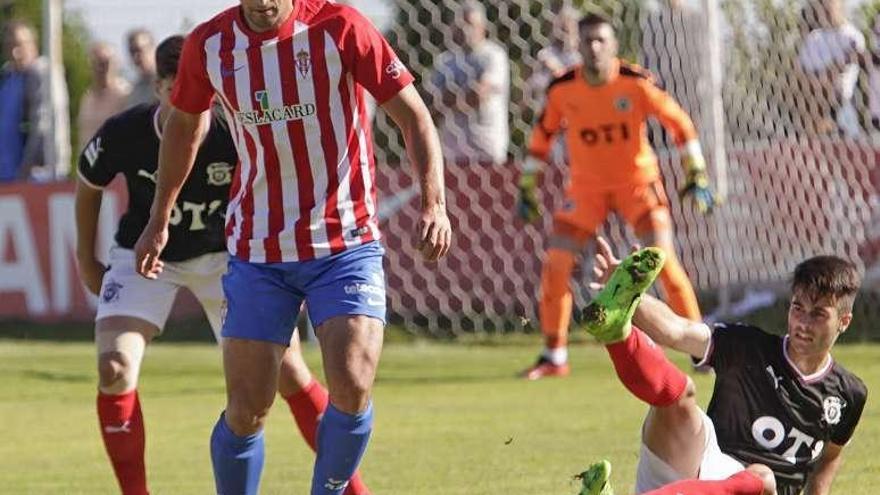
[172,0,414,262]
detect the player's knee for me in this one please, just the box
[97,351,134,393]
[633,209,672,242]
[745,464,776,495]
[541,250,575,294]
[671,376,698,409]
[330,359,377,413]
[277,352,312,396]
[226,396,273,436]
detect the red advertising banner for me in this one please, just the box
[0,180,124,321]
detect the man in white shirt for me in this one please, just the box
[430,1,510,165]
[797,0,865,137]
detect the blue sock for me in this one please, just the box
[210,412,264,495]
[311,402,374,495]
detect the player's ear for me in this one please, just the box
[838,312,853,334]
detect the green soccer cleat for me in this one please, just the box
[578,247,665,343]
[575,459,614,495]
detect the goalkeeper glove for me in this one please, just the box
[517,157,542,223]
[678,144,717,214]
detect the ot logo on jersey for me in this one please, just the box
[168,199,224,231]
[751,416,824,464]
[579,123,630,146]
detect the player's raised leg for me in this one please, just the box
[578,244,707,481]
[95,318,158,495]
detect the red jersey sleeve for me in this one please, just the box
[171,28,215,114]
[339,8,414,103]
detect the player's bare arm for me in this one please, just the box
[590,236,710,358]
[74,178,107,295]
[803,441,845,495]
[134,108,209,279]
[381,84,452,262]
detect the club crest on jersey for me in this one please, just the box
[236,90,316,125]
[823,396,845,425]
[296,49,311,78]
[102,279,123,303]
[206,162,233,186]
[614,96,632,112]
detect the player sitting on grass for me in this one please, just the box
[576,238,866,495]
[75,35,368,495]
[576,459,775,495]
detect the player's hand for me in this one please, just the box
[134,217,168,279]
[517,171,541,223]
[589,237,643,291]
[77,256,107,296]
[679,167,717,215]
[417,204,452,262]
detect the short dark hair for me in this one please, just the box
[578,11,613,31]
[155,35,184,80]
[792,255,861,312]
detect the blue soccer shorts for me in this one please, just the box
[221,241,387,346]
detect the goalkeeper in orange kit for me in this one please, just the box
[519,12,716,380]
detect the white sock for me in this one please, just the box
[542,346,568,365]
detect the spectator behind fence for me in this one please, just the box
[797,0,865,137]
[526,4,581,111]
[430,1,509,165]
[0,20,57,182]
[77,42,130,153]
[867,12,880,130]
[125,28,157,108]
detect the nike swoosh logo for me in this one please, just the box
[367,297,384,306]
[221,65,244,78]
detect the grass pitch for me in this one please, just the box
[1,337,878,494]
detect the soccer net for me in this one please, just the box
[373,0,878,336]
[74,0,879,336]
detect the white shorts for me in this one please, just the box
[635,411,744,493]
[96,247,227,340]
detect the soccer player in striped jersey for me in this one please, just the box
[134,2,451,494]
[76,35,369,495]
[518,12,716,380]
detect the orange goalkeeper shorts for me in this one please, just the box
[552,179,671,242]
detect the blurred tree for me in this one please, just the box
[1,0,91,171]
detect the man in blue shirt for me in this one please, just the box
[0,20,53,182]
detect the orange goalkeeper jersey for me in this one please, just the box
[528,59,698,188]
